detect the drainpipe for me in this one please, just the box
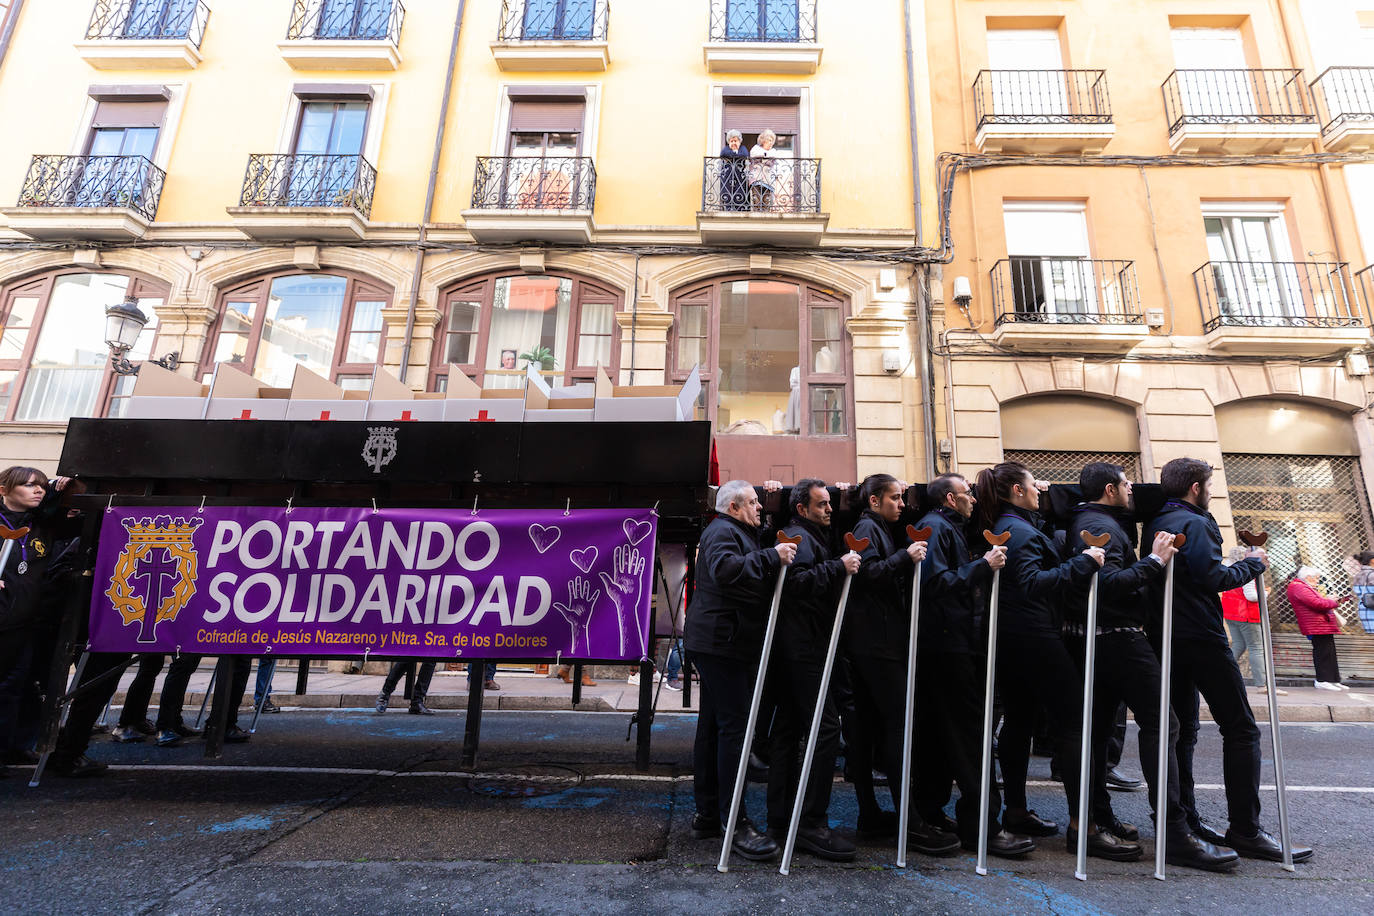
[903,0,937,478]
[0,0,27,72]
[399,0,465,383]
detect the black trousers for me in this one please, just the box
[847,652,923,819]
[691,650,757,825]
[0,633,33,752]
[54,652,131,763]
[118,654,165,727]
[156,654,251,731]
[996,632,1082,815]
[382,661,436,704]
[1310,634,1341,683]
[766,657,841,831]
[1171,637,1262,836]
[914,651,1001,844]
[1104,702,1127,770]
[1065,630,1187,834]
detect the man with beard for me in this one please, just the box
[908,473,1032,858]
[765,479,861,861]
[1067,462,1236,871]
[1145,457,1312,863]
[687,479,797,862]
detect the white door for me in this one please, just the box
[1204,214,1298,321]
[1003,206,1096,316]
[987,29,1067,118]
[1171,28,1253,119]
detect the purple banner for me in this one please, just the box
[90,507,658,661]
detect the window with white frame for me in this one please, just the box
[1002,202,1095,316]
[1201,202,1300,320]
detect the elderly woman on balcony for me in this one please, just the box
[749,129,781,211]
[718,129,749,211]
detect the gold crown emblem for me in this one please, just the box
[121,515,204,544]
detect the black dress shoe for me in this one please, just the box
[1003,809,1059,837]
[51,755,108,778]
[1067,827,1143,861]
[1191,819,1227,846]
[1103,816,1139,841]
[731,822,779,861]
[795,826,857,862]
[169,723,202,738]
[1166,831,1239,872]
[691,813,722,839]
[906,820,961,857]
[1224,827,1314,863]
[408,702,435,716]
[223,725,251,743]
[928,813,959,835]
[155,729,184,748]
[1105,766,1143,791]
[4,748,39,765]
[963,830,1036,858]
[856,809,898,839]
[132,719,157,736]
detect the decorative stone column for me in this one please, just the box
[381,304,443,388]
[614,306,674,386]
[846,313,920,482]
[151,288,217,378]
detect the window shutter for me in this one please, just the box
[508,100,585,133]
[722,99,800,136]
[91,100,167,129]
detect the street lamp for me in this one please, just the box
[104,293,178,376]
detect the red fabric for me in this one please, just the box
[1287,579,1342,636]
[1221,587,1260,623]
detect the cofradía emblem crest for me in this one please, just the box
[363,426,399,474]
[105,516,204,644]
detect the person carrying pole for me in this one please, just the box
[910,473,1032,859]
[974,461,1139,861]
[1144,458,1313,864]
[1065,462,1237,872]
[764,479,860,862]
[688,479,797,863]
[841,473,957,857]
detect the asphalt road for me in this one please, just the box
[2,709,1372,915]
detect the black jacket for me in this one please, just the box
[1065,502,1164,630]
[685,514,782,660]
[0,487,72,633]
[1144,499,1265,645]
[992,504,1098,638]
[916,507,991,656]
[777,516,848,665]
[843,510,915,661]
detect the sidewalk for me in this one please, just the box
[100,664,1374,722]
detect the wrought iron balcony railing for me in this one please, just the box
[286,0,404,42]
[1194,261,1365,332]
[973,70,1112,128]
[470,157,596,211]
[990,258,1143,326]
[1162,69,1316,135]
[1355,266,1374,321]
[708,0,815,43]
[238,154,377,217]
[1310,67,1374,134]
[85,0,210,44]
[497,0,608,41]
[701,156,820,213]
[16,155,165,220]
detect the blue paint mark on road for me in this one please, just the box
[522,788,613,809]
[894,866,1114,916]
[202,814,274,834]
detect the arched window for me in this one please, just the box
[200,271,390,389]
[669,275,853,483]
[0,271,166,422]
[430,271,621,391]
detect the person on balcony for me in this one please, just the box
[1287,566,1351,691]
[749,130,781,211]
[718,129,749,211]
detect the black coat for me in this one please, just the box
[777,516,848,665]
[1144,499,1265,645]
[916,507,992,656]
[1065,502,1164,630]
[718,144,749,210]
[991,504,1097,638]
[0,487,72,633]
[685,514,782,660]
[843,510,915,661]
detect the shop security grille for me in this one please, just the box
[1002,449,1141,486]
[1223,453,1374,632]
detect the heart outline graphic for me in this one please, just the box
[528,523,561,554]
[623,518,652,546]
[570,546,598,574]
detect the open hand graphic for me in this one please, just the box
[552,577,599,655]
[599,544,646,656]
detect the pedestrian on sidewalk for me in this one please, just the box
[375,660,437,714]
[1221,548,1283,695]
[1348,550,1374,635]
[468,661,498,692]
[1287,566,1351,691]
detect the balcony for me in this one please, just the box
[462,156,596,243]
[490,0,610,72]
[277,0,405,70]
[973,70,1114,154]
[1163,69,1319,154]
[226,153,377,241]
[697,155,826,245]
[74,0,210,69]
[703,0,820,73]
[0,155,164,240]
[1311,67,1374,152]
[989,258,1148,352]
[1194,260,1370,356]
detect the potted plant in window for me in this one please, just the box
[519,346,557,372]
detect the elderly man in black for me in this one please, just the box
[687,479,797,862]
[763,478,860,861]
[910,473,1032,858]
[1066,462,1236,871]
[1145,457,1312,864]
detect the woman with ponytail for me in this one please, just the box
[841,473,959,857]
[977,461,1141,861]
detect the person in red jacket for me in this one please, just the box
[1286,566,1351,691]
